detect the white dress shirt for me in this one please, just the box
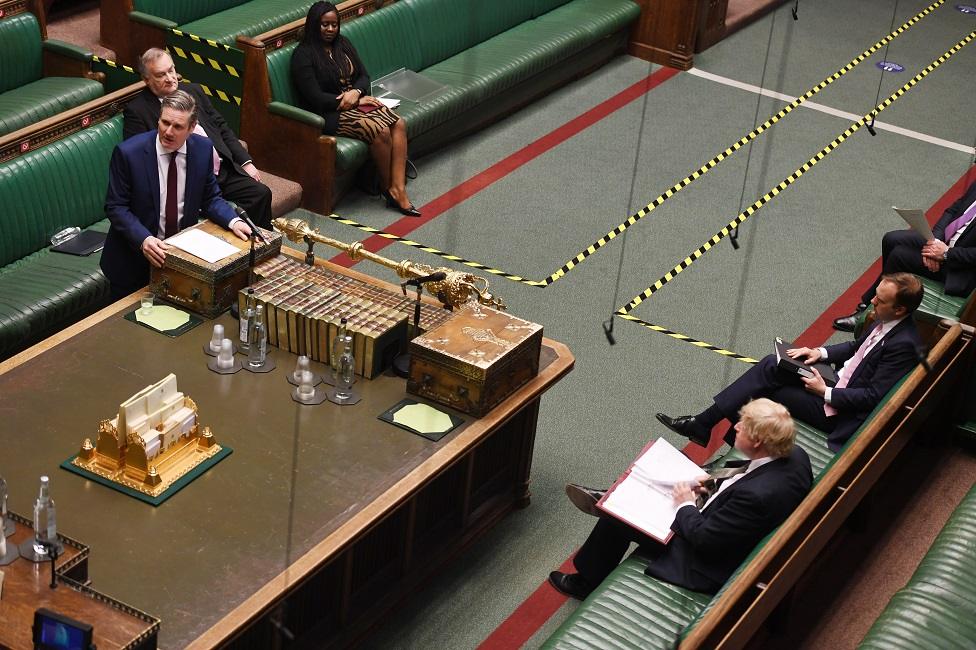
[156,136,187,238]
[676,456,777,512]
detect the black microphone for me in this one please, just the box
[414,271,447,284]
[917,346,932,372]
[232,205,267,244]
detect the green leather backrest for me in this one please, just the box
[132,0,244,26]
[0,13,43,93]
[0,116,121,267]
[343,1,424,79]
[268,43,298,105]
[533,0,574,16]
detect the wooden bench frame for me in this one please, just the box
[679,320,973,649]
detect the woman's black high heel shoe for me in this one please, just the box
[383,190,421,217]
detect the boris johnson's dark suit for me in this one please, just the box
[862,180,976,302]
[123,84,272,227]
[100,130,237,297]
[713,318,921,451]
[573,446,812,594]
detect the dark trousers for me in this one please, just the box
[861,229,945,303]
[713,355,836,443]
[573,517,664,585]
[219,166,273,228]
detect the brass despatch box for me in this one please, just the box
[407,305,542,417]
[150,220,282,318]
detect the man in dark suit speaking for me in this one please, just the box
[100,90,251,299]
[550,399,812,598]
[658,273,923,452]
[835,178,976,331]
[124,48,272,228]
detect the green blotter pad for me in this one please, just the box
[378,399,464,442]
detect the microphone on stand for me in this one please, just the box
[232,205,267,244]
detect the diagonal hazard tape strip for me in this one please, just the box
[618,315,759,363]
[90,55,241,105]
[91,55,136,75]
[169,43,241,79]
[325,0,946,288]
[618,29,976,317]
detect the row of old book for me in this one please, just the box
[240,255,454,378]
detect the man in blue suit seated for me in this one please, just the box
[100,90,252,299]
[550,399,812,598]
[657,272,923,452]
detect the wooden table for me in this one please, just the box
[0,258,574,648]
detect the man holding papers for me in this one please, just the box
[834,179,976,332]
[657,273,922,451]
[101,91,251,299]
[549,399,811,599]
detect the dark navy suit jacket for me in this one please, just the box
[645,445,812,594]
[932,181,976,296]
[821,317,921,448]
[99,130,236,294]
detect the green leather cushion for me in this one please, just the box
[534,0,575,17]
[917,277,967,321]
[132,0,243,27]
[858,588,976,649]
[0,13,43,93]
[0,220,110,359]
[541,555,712,650]
[181,0,313,46]
[344,1,424,79]
[0,116,120,267]
[0,77,103,136]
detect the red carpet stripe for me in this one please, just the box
[329,66,681,267]
[479,165,976,646]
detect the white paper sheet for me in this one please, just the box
[166,228,239,264]
[893,206,935,241]
[600,438,705,542]
[378,97,401,109]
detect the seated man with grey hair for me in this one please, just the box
[101,90,252,299]
[124,47,272,228]
[549,398,812,599]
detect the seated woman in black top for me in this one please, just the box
[291,1,419,216]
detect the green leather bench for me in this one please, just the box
[129,0,313,46]
[0,12,102,136]
[244,0,641,213]
[0,116,120,359]
[541,379,907,650]
[858,483,976,649]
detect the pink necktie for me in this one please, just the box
[943,199,976,242]
[824,326,884,417]
[192,123,221,176]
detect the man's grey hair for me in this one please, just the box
[161,90,198,125]
[138,47,172,78]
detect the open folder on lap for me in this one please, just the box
[597,438,704,543]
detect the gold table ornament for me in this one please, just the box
[72,374,222,498]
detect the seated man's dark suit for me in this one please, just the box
[861,180,976,302]
[573,445,812,594]
[714,318,921,451]
[100,130,238,297]
[123,84,272,228]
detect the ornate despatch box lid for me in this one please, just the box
[409,305,542,381]
[157,220,282,282]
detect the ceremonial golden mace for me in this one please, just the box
[272,217,505,310]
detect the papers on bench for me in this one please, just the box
[166,227,239,264]
[893,206,934,241]
[377,97,401,110]
[775,338,838,387]
[597,438,704,543]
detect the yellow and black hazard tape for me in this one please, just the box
[325,0,946,289]
[169,43,241,79]
[169,29,234,53]
[618,29,975,317]
[91,55,137,75]
[617,314,759,365]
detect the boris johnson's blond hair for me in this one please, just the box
[739,398,795,458]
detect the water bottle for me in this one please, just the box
[32,476,57,556]
[239,288,256,352]
[248,305,267,368]
[334,335,355,401]
[331,317,348,381]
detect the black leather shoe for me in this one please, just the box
[565,483,605,517]
[656,413,711,447]
[832,303,868,332]
[383,191,421,217]
[548,571,594,600]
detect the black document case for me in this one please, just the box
[774,338,838,387]
[51,230,106,256]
